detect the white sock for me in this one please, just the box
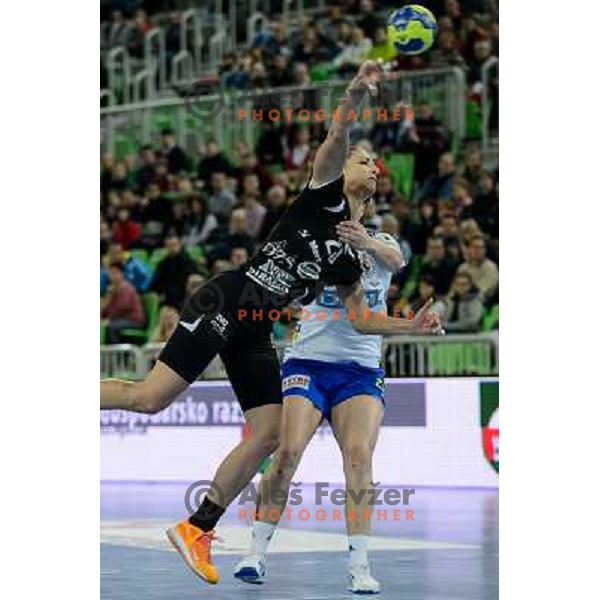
[348,534,369,568]
[249,520,276,557]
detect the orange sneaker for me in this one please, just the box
[166,520,220,584]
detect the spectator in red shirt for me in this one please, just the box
[111,207,141,249]
[101,263,145,343]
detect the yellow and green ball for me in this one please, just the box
[387,5,437,55]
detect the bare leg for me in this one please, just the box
[208,404,282,507]
[100,361,188,413]
[330,395,383,536]
[256,396,323,524]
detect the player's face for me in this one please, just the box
[344,148,379,206]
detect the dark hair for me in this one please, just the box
[419,274,436,287]
[427,235,444,244]
[161,127,174,137]
[454,271,473,285]
[108,262,124,272]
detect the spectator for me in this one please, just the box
[256,121,285,166]
[234,152,272,194]
[332,26,373,76]
[108,161,133,193]
[135,145,157,189]
[462,148,485,187]
[207,171,236,226]
[471,171,499,239]
[435,214,462,261]
[182,195,218,246]
[214,208,256,261]
[151,305,179,343]
[440,271,484,333]
[409,274,446,315]
[284,126,311,171]
[149,235,198,308]
[111,207,141,249]
[161,128,187,174]
[197,140,233,184]
[138,183,174,249]
[230,246,249,268]
[259,184,288,241]
[452,177,474,214]
[101,242,152,294]
[373,175,395,213]
[268,53,294,87]
[457,235,499,302]
[399,104,448,185]
[417,151,457,202]
[186,273,206,298]
[101,216,112,258]
[101,263,146,343]
[419,235,458,296]
[467,38,495,87]
[240,175,267,239]
[357,0,380,40]
[428,30,466,68]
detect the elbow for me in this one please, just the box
[351,316,372,334]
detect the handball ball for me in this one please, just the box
[388,5,437,55]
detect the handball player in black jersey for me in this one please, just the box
[100,60,442,585]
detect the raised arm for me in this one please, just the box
[310,60,383,188]
[337,281,444,336]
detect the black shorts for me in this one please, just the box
[158,269,283,413]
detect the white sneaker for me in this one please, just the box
[348,564,381,594]
[233,554,266,584]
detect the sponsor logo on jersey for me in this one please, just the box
[296,261,321,280]
[282,374,311,391]
[308,240,322,263]
[324,240,357,265]
[246,259,297,295]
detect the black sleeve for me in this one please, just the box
[302,175,345,209]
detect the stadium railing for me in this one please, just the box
[100,332,498,381]
[100,67,466,160]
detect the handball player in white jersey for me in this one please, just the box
[234,208,411,594]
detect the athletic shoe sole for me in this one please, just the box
[166,527,218,585]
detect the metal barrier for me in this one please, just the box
[100,333,498,380]
[100,345,146,379]
[383,332,498,377]
[100,67,466,157]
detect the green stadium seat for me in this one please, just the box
[310,63,335,81]
[149,248,167,270]
[121,292,161,344]
[385,153,415,199]
[100,320,107,345]
[466,99,482,139]
[481,304,499,332]
[129,249,149,265]
[185,245,204,263]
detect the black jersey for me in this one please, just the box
[243,176,363,308]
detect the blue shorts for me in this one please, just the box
[281,358,385,421]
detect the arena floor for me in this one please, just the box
[101,483,498,599]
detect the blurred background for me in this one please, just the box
[100,0,499,382]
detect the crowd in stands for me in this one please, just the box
[101,0,499,345]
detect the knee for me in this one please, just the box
[131,382,167,414]
[272,443,303,476]
[252,424,280,456]
[342,443,374,473]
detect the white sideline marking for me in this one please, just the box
[100,520,477,554]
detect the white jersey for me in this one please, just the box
[285,232,403,369]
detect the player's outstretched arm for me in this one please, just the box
[338,282,444,336]
[310,60,383,188]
